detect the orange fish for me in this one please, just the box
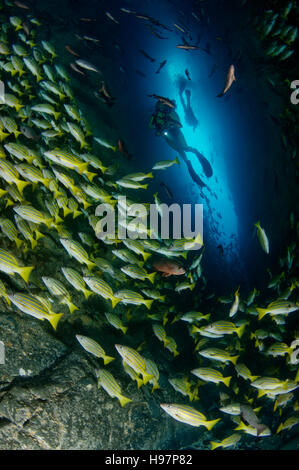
[118,140,132,160]
[65,45,80,57]
[217,64,236,97]
[153,259,186,277]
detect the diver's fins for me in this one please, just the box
[186,147,213,178]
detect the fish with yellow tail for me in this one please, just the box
[76,335,114,365]
[160,404,221,430]
[229,286,240,317]
[217,64,236,97]
[210,433,242,450]
[115,344,154,385]
[8,293,63,330]
[255,221,269,254]
[96,369,132,407]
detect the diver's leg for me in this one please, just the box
[178,151,207,190]
[185,147,213,177]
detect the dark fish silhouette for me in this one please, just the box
[156,60,167,74]
[139,49,156,62]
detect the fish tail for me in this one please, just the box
[16,265,34,283]
[36,74,43,83]
[35,230,44,241]
[151,383,160,392]
[42,178,51,189]
[5,199,14,208]
[15,24,23,31]
[236,324,246,338]
[223,376,232,387]
[148,272,156,284]
[148,172,154,178]
[249,375,260,382]
[85,171,97,183]
[48,312,64,330]
[137,377,144,389]
[230,355,239,365]
[100,166,108,174]
[15,179,29,194]
[14,131,22,138]
[273,400,278,412]
[54,112,61,120]
[120,325,128,335]
[143,372,154,385]
[103,355,115,365]
[82,200,92,210]
[276,424,283,434]
[15,238,23,249]
[142,183,148,190]
[4,294,11,306]
[67,300,79,314]
[118,395,132,407]
[112,146,117,152]
[111,296,121,309]
[173,350,179,357]
[143,252,151,262]
[205,418,221,431]
[144,299,153,310]
[63,206,73,217]
[83,289,93,300]
[30,238,38,249]
[257,308,268,320]
[210,441,221,450]
[72,210,82,219]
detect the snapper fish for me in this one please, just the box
[217,64,236,97]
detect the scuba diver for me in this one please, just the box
[149,96,213,190]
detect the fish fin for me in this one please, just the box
[54,112,61,120]
[67,301,79,314]
[15,179,30,194]
[143,252,151,262]
[17,265,34,283]
[144,299,153,310]
[205,418,221,431]
[118,395,132,407]
[143,372,154,385]
[148,272,157,284]
[121,326,128,335]
[276,424,283,434]
[85,171,97,182]
[83,289,93,300]
[137,378,144,389]
[256,308,268,320]
[223,376,232,387]
[111,296,121,309]
[103,355,115,365]
[210,441,220,450]
[236,324,246,338]
[175,156,180,165]
[15,238,23,249]
[230,355,239,365]
[48,312,64,330]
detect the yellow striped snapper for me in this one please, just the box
[121,264,156,284]
[3,93,23,111]
[61,267,93,299]
[66,122,88,149]
[11,55,25,76]
[64,104,81,122]
[191,367,232,387]
[10,16,23,31]
[68,198,82,219]
[42,64,56,82]
[44,198,64,224]
[273,393,294,413]
[152,157,179,170]
[23,57,42,82]
[4,142,36,164]
[0,217,23,248]
[40,80,65,100]
[8,293,63,330]
[81,184,115,204]
[105,312,127,334]
[140,288,165,302]
[152,323,170,347]
[44,149,95,181]
[233,417,271,437]
[198,348,239,365]
[31,103,60,120]
[180,311,211,323]
[229,287,240,317]
[76,335,114,365]
[251,377,289,391]
[160,404,220,430]
[13,204,55,229]
[235,363,259,382]
[0,159,30,194]
[122,360,144,388]
[60,238,96,270]
[96,368,132,407]
[277,416,299,434]
[83,276,120,308]
[42,276,78,314]
[0,278,10,305]
[168,377,195,401]
[122,239,150,261]
[175,280,196,293]
[81,153,108,174]
[124,172,153,181]
[255,221,269,254]
[266,342,294,357]
[116,178,148,190]
[15,163,50,187]
[0,42,11,55]
[205,321,246,338]
[247,287,259,306]
[115,344,154,385]
[165,336,179,357]
[0,247,33,283]
[219,403,242,415]
[144,357,160,392]
[256,300,298,320]
[41,41,57,59]
[94,257,115,277]
[114,289,153,310]
[112,249,143,265]
[210,433,242,450]
[94,136,117,152]
[0,116,21,137]
[14,214,37,249]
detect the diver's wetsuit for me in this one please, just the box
[149,101,213,188]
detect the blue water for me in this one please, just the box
[53,0,296,293]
